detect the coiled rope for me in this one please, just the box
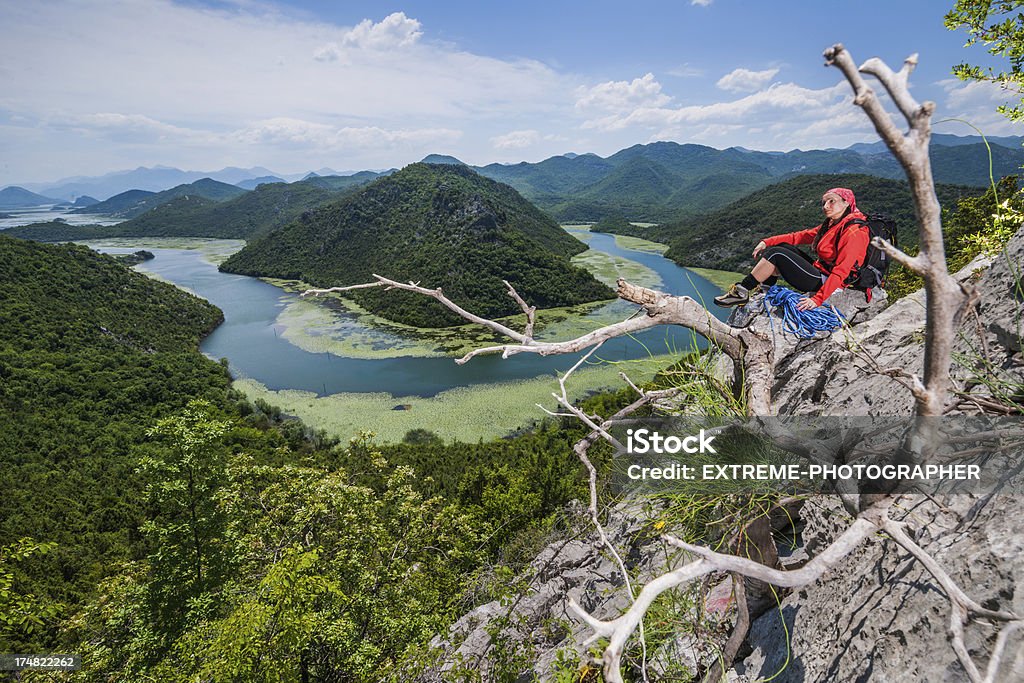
[763,285,845,339]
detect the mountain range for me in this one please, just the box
[5,133,1020,206]
[72,178,248,219]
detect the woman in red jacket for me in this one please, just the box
[713,187,870,311]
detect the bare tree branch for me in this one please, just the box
[873,236,927,276]
[303,274,532,344]
[825,43,972,417]
[502,279,536,339]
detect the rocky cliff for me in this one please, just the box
[415,228,1024,681]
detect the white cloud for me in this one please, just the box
[667,63,703,78]
[489,129,567,150]
[491,129,542,150]
[234,118,461,150]
[0,1,574,181]
[936,78,1023,136]
[313,12,422,62]
[691,0,713,6]
[582,81,848,132]
[341,12,421,49]
[575,73,672,113]
[716,67,780,93]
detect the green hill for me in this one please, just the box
[70,188,155,217]
[111,178,341,238]
[0,234,229,616]
[73,178,246,219]
[220,163,614,327]
[0,186,60,208]
[648,174,982,272]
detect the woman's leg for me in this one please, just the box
[761,244,823,292]
[715,244,821,307]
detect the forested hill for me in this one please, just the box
[621,174,983,272]
[0,234,230,623]
[0,232,609,677]
[72,177,246,219]
[220,163,615,327]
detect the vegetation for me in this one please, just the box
[221,163,615,327]
[0,234,229,649]
[0,232,622,680]
[589,212,634,233]
[946,0,1024,121]
[610,173,985,272]
[885,175,1024,299]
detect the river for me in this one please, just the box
[96,232,728,398]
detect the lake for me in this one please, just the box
[97,232,729,398]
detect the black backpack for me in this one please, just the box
[817,213,897,294]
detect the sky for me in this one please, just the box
[0,0,1019,186]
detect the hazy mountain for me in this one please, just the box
[73,178,246,219]
[220,163,613,327]
[26,165,278,201]
[0,186,60,208]
[10,174,383,243]
[235,176,285,190]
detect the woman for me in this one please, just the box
[713,187,869,311]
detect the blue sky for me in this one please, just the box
[0,0,1018,185]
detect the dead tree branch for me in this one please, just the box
[305,276,775,414]
[825,43,973,417]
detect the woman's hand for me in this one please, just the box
[796,297,819,311]
[752,240,767,259]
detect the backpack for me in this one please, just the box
[817,213,897,298]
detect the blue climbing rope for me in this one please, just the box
[763,285,845,339]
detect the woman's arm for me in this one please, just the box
[810,224,870,305]
[762,226,820,248]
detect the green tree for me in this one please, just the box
[0,539,60,650]
[137,399,232,638]
[946,0,1024,121]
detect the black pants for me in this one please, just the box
[762,244,825,293]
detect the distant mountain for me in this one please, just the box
[847,133,1024,154]
[301,171,386,191]
[73,195,99,207]
[112,176,359,239]
[25,165,279,201]
[220,163,614,327]
[73,178,246,219]
[235,176,285,190]
[13,174,381,242]
[70,189,155,218]
[0,186,59,208]
[420,154,465,165]
[467,139,1024,223]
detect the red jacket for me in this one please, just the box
[762,211,870,305]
